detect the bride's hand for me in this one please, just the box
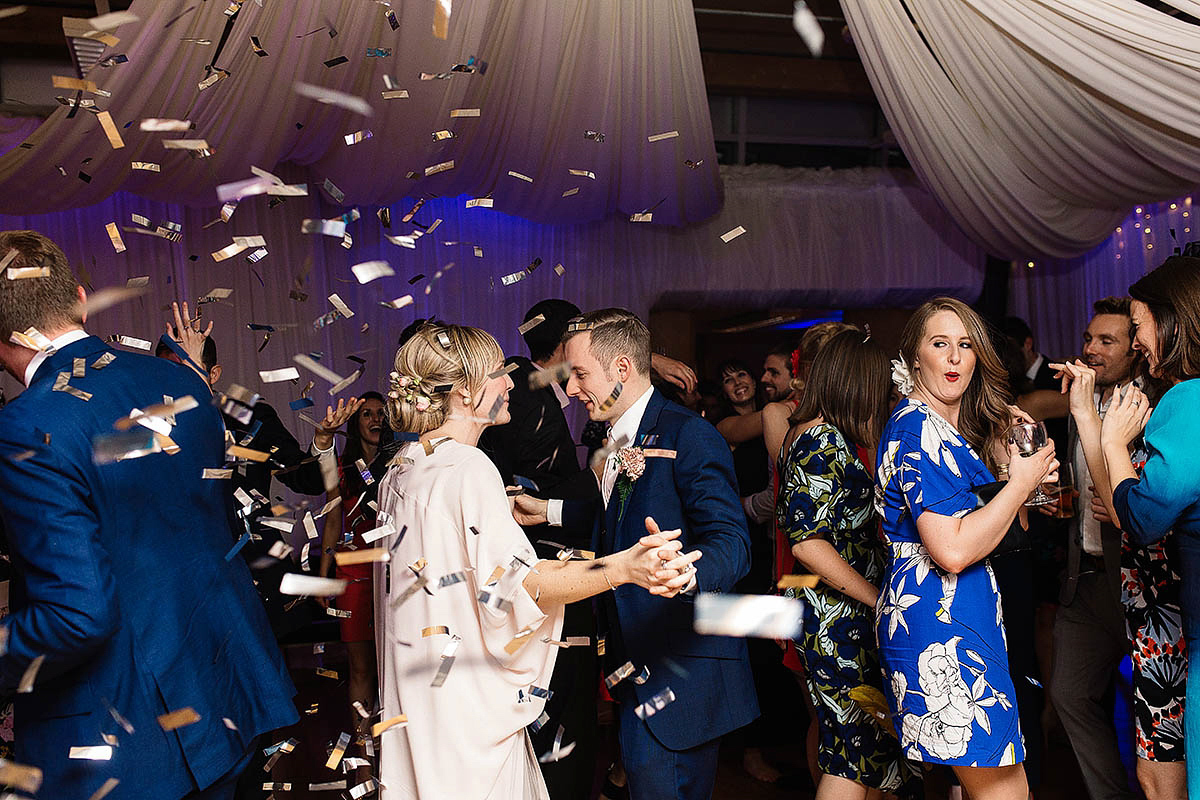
[617,516,703,597]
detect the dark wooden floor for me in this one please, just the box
[269,639,1099,800]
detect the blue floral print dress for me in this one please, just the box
[874,399,1024,767]
[778,424,921,794]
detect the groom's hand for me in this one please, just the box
[640,516,701,597]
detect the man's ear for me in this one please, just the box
[208,364,222,388]
[76,285,88,325]
[614,354,632,382]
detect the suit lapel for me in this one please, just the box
[606,390,666,550]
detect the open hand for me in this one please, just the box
[168,300,213,380]
[314,397,363,451]
[1100,383,1152,448]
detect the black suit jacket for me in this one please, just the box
[229,400,326,499]
[479,356,596,551]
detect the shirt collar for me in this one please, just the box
[608,385,655,450]
[23,328,90,387]
[1024,353,1044,381]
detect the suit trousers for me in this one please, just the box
[1050,572,1137,800]
[618,687,720,800]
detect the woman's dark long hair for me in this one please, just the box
[1129,256,1200,384]
[340,391,394,499]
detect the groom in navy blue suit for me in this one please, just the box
[0,230,297,800]
[519,308,758,799]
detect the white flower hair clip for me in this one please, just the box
[389,371,432,412]
[890,353,915,396]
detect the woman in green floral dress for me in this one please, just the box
[777,329,920,800]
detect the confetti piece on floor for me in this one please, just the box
[720,225,747,243]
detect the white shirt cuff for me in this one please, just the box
[680,570,698,595]
[547,499,564,527]
[311,439,335,456]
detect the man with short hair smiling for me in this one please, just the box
[1050,296,1142,800]
[515,307,757,800]
[760,341,796,404]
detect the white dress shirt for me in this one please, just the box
[22,328,90,386]
[1025,353,1045,382]
[546,385,653,525]
[600,385,655,505]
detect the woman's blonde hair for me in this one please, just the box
[899,297,1012,471]
[387,322,503,435]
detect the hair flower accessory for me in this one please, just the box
[389,370,432,410]
[891,353,915,396]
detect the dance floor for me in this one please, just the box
[275,636,1089,800]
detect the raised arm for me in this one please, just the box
[716,409,764,446]
[1051,361,1118,526]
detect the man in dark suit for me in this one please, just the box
[0,230,297,800]
[517,308,758,800]
[1050,299,1141,800]
[479,299,601,800]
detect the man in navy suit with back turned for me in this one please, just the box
[0,230,297,799]
[516,308,759,800]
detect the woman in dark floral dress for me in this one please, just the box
[778,329,920,800]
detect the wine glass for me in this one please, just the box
[1008,421,1054,507]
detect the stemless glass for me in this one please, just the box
[1008,421,1054,507]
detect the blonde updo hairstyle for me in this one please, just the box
[387,322,504,435]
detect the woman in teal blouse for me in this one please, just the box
[1090,256,1200,798]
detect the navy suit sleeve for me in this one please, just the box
[0,439,119,693]
[674,415,751,593]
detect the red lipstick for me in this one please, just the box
[945,372,960,382]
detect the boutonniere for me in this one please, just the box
[614,446,646,521]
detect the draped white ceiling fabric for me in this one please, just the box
[0,164,984,405]
[0,0,721,226]
[1010,193,1195,358]
[840,0,1200,259]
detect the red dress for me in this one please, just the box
[333,480,377,643]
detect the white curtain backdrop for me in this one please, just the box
[840,0,1200,259]
[0,164,984,407]
[1009,193,1195,358]
[0,0,721,227]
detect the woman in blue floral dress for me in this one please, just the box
[875,298,1058,800]
[779,329,921,800]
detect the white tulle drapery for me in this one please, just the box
[0,0,720,227]
[1009,193,1195,358]
[0,164,984,404]
[841,0,1200,259]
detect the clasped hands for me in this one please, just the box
[626,517,702,598]
[511,494,700,598]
